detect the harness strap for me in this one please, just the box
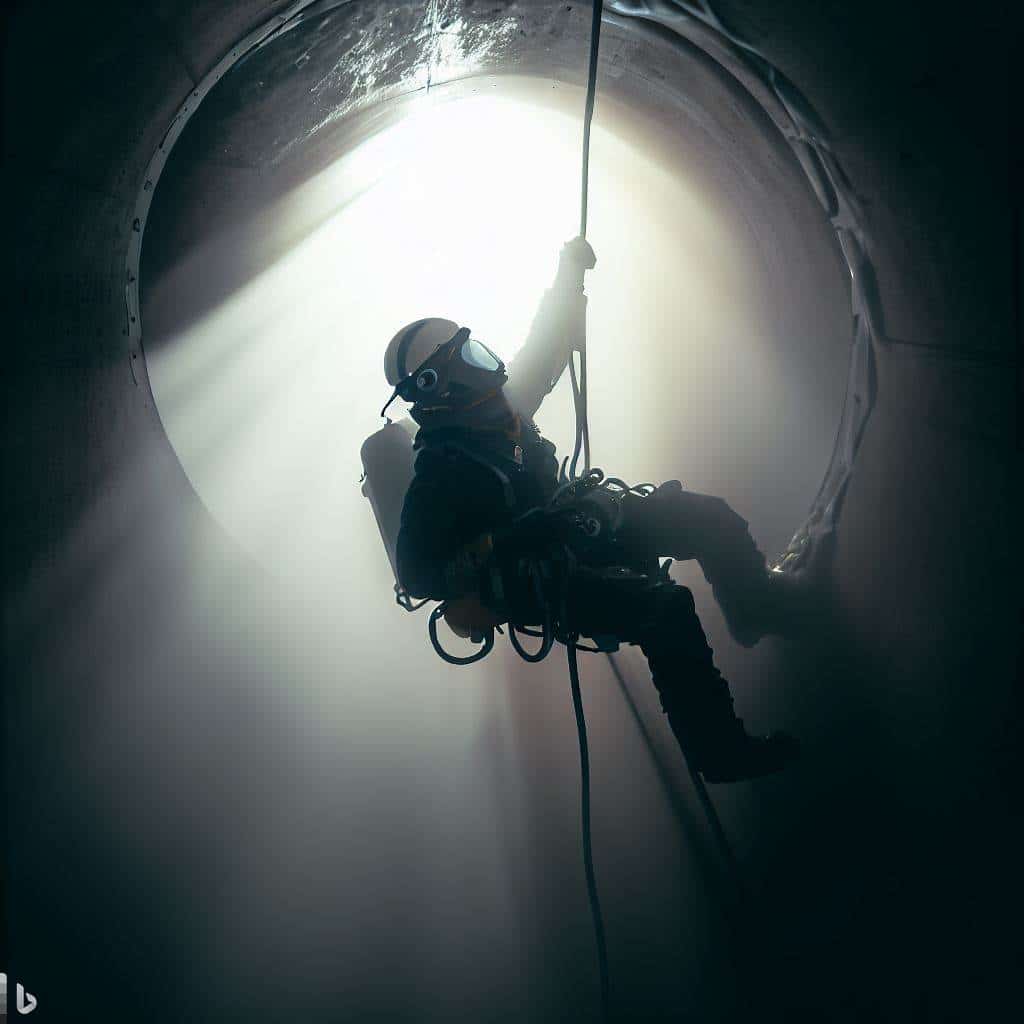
[425,440,518,509]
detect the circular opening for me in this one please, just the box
[140,6,851,620]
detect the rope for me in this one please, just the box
[579,0,605,238]
[571,6,741,1013]
[569,0,602,481]
[682,747,750,901]
[428,604,494,664]
[569,9,610,981]
[567,638,612,1022]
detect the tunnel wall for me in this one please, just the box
[3,2,1018,1022]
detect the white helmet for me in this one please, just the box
[384,318,460,387]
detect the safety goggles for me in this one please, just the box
[381,328,506,417]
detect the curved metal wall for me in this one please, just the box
[3,3,1016,1022]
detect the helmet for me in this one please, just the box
[384,318,460,387]
[381,318,507,418]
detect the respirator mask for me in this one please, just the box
[381,327,507,418]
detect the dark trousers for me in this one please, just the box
[620,481,774,646]
[556,482,775,762]
[573,480,775,649]
[561,568,734,760]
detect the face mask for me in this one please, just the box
[381,327,507,418]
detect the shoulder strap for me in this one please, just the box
[421,438,517,509]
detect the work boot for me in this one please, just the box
[710,564,823,647]
[658,668,800,783]
[692,725,800,784]
[638,584,800,783]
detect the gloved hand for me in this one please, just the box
[556,236,597,290]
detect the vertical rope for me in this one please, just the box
[571,0,603,480]
[569,6,610,1017]
[579,0,605,238]
[568,641,612,1022]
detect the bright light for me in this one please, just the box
[146,82,776,604]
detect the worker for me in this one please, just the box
[382,238,800,783]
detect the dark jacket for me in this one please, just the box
[395,276,586,601]
[396,419,560,599]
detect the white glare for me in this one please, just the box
[147,86,772,611]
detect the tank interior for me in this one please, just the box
[3,2,1018,1021]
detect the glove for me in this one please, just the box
[556,236,597,290]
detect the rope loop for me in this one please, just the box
[427,604,494,665]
